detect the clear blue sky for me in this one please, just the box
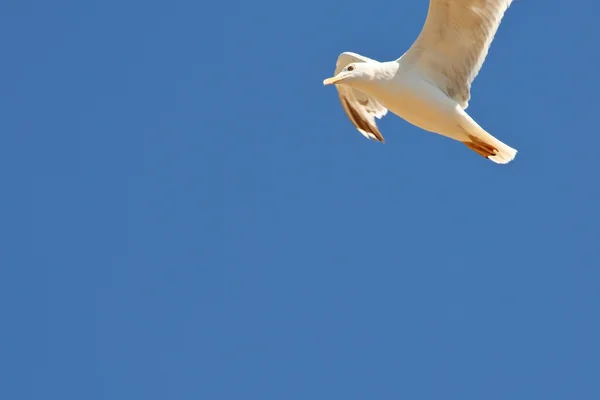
[1,0,599,399]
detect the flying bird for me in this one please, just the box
[323,0,517,164]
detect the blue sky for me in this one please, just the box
[1,0,599,399]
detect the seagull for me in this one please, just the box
[323,0,517,164]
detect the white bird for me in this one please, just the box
[323,0,517,164]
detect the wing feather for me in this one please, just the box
[401,0,514,108]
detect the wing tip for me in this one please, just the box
[359,128,385,143]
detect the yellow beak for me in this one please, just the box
[323,74,346,86]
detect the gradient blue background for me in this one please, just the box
[2,0,599,399]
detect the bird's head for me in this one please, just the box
[323,63,371,86]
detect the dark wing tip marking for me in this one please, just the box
[342,98,385,143]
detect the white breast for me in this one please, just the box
[364,69,466,138]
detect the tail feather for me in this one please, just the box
[463,130,517,165]
[458,111,517,164]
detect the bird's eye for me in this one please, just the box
[347,66,354,71]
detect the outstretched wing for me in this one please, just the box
[401,0,514,109]
[333,52,388,142]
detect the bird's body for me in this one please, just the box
[323,0,518,164]
[355,61,464,137]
